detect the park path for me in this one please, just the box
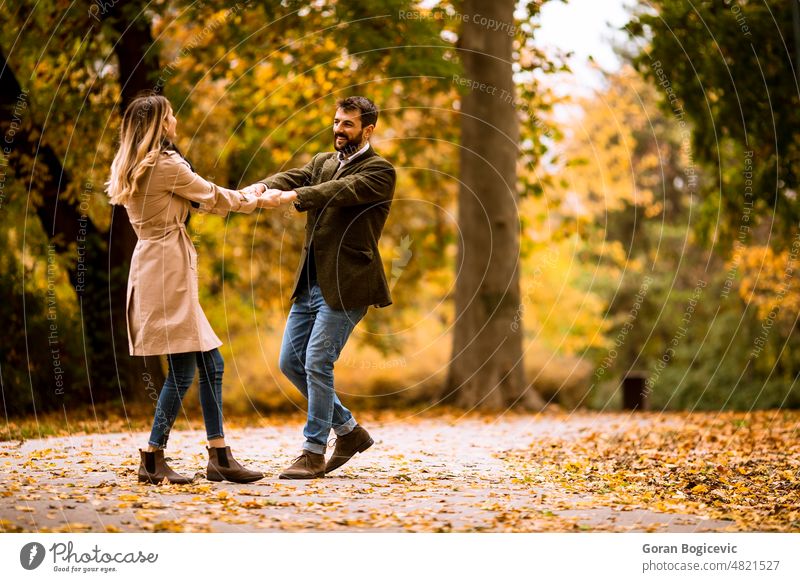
[0,412,735,532]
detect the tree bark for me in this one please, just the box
[443,0,544,410]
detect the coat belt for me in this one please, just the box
[135,217,192,244]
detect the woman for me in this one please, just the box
[106,93,281,484]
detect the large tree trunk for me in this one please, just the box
[103,0,165,397]
[443,0,544,410]
[0,0,164,411]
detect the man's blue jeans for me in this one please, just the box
[279,282,367,454]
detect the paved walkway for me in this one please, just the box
[0,412,735,532]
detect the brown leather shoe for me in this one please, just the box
[138,449,195,484]
[207,446,264,484]
[279,450,326,479]
[325,425,374,474]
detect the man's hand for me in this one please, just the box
[245,183,297,208]
[256,188,283,208]
[280,190,299,205]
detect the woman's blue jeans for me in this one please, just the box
[148,348,225,449]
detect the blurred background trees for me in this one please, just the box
[1,0,798,419]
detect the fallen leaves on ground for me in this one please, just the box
[506,410,800,532]
[1,410,796,532]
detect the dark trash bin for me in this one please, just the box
[622,372,648,411]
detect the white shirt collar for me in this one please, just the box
[337,141,371,168]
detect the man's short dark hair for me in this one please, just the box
[336,96,378,128]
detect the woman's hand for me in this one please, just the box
[242,183,267,197]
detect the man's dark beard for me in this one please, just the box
[333,130,363,155]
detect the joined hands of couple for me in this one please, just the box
[241,183,298,209]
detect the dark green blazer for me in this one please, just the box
[260,145,396,310]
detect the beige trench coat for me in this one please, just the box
[124,150,259,356]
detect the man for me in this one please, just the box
[259,96,396,479]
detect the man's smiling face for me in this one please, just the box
[333,107,373,155]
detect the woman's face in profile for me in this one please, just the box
[164,107,177,140]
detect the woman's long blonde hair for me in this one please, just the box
[106,93,172,205]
